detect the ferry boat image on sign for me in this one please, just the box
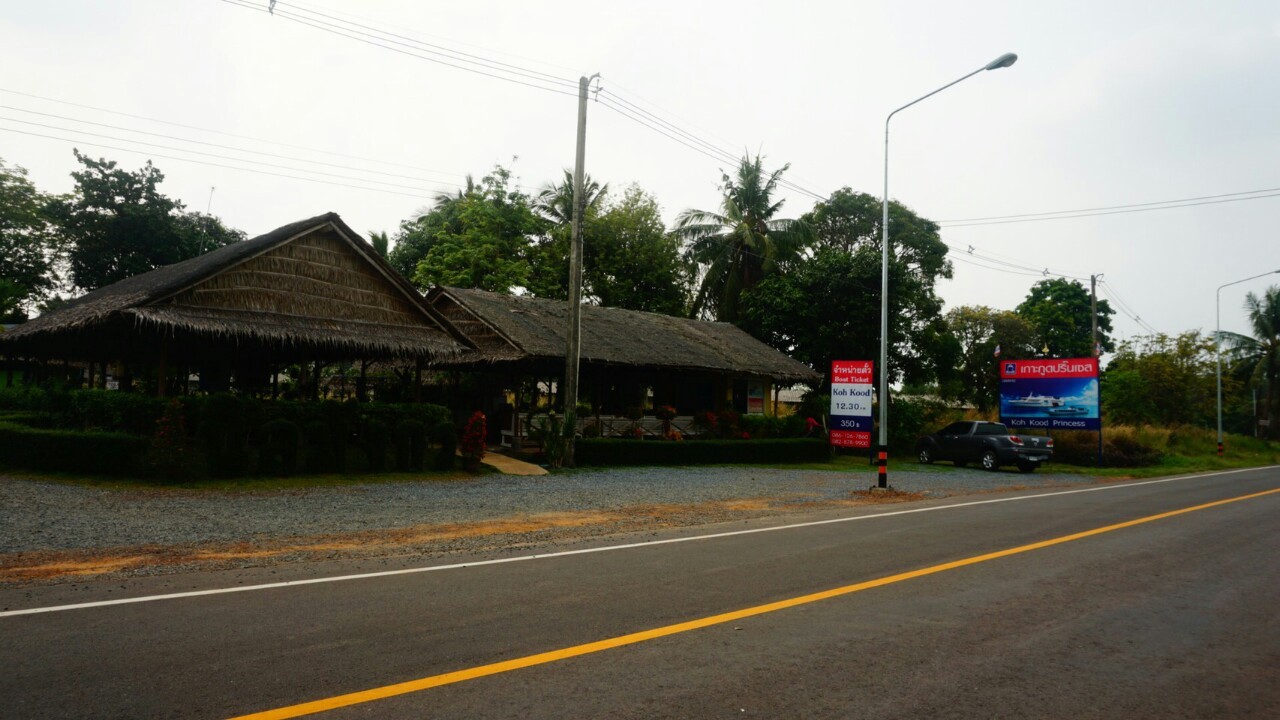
[1006,393,1064,408]
[1047,406,1088,416]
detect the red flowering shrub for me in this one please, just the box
[149,399,191,480]
[654,405,677,421]
[461,411,487,466]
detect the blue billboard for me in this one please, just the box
[999,358,1100,431]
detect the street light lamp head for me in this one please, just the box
[985,53,1018,71]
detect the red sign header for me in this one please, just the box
[832,360,874,384]
[999,358,1098,380]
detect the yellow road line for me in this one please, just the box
[229,487,1280,720]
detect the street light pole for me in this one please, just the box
[878,52,1017,489]
[1215,269,1280,456]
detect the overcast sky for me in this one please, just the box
[3,0,1278,342]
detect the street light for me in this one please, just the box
[877,52,1018,489]
[1216,269,1280,456]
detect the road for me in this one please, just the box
[2,468,1277,719]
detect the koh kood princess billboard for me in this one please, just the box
[999,358,1100,431]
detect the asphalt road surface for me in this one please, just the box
[2,467,1277,719]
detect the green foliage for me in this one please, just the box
[0,158,59,318]
[1016,278,1114,359]
[945,306,1037,411]
[529,185,691,315]
[0,421,146,475]
[738,414,808,439]
[575,438,831,466]
[303,420,336,474]
[393,419,427,472]
[1102,331,1218,427]
[1220,285,1280,439]
[432,420,457,470]
[149,400,192,481]
[259,419,301,477]
[676,154,808,322]
[359,418,391,473]
[1052,427,1162,468]
[54,151,245,291]
[411,166,546,293]
[203,394,250,477]
[530,412,568,468]
[741,243,957,390]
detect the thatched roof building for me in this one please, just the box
[428,287,820,385]
[1,213,469,365]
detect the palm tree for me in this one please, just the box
[1222,285,1280,438]
[366,230,390,258]
[535,169,607,226]
[674,154,807,323]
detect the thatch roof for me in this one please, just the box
[1,213,469,361]
[428,287,821,385]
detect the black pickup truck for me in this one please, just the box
[916,421,1053,472]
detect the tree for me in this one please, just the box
[387,179,474,284]
[0,158,59,319]
[1016,278,1114,358]
[944,305,1037,411]
[412,166,546,293]
[534,169,607,226]
[55,151,244,291]
[367,230,390,259]
[1221,286,1280,438]
[675,155,808,323]
[1102,331,1219,427]
[740,243,959,391]
[527,185,691,315]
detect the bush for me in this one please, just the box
[432,420,457,471]
[360,418,391,472]
[394,419,427,472]
[302,420,336,474]
[1051,426,1164,468]
[203,394,250,477]
[0,421,146,475]
[149,400,192,481]
[461,411,487,469]
[575,438,831,466]
[259,419,301,476]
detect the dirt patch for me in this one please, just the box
[0,495,864,585]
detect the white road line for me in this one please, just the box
[2,466,1274,618]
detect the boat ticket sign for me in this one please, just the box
[999,358,1100,431]
[830,360,874,448]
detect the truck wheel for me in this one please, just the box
[918,447,933,464]
[1017,461,1036,473]
[981,450,999,471]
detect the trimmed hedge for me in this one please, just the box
[575,438,832,466]
[0,421,147,475]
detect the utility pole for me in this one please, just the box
[1090,274,1099,358]
[563,73,598,468]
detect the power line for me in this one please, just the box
[0,126,440,201]
[276,1,578,88]
[0,117,463,194]
[939,186,1280,223]
[0,87,469,179]
[942,241,1088,281]
[940,190,1280,227]
[222,0,579,98]
[1098,281,1159,335]
[227,0,831,205]
[0,105,470,188]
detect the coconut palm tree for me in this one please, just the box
[1222,285,1280,438]
[674,154,807,323]
[535,170,607,226]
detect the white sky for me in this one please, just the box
[2,0,1278,342]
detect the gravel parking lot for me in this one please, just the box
[2,465,1090,556]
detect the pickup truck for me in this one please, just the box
[916,421,1053,472]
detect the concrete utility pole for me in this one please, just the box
[1090,274,1099,357]
[563,73,598,468]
